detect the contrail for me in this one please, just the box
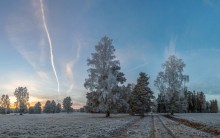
[40,0,60,94]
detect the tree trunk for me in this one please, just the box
[106,111,110,117]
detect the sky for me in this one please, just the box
[0,0,220,109]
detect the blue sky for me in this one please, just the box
[0,0,220,108]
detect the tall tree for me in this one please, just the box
[56,103,62,113]
[29,107,34,114]
[43,100,51,113]
[51,100,56,113]
[34,102,42,114]
[129,72,154,115]
[0,94,10,114]
[84,36,126,117]
[63,97,72,113]
[154,55,189,115]
[210,99,218,113]
[14,87,29,115]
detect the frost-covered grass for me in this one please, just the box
[160,115,215,138]
[0,113,139,138]
[0,113,219,137]
[174,113,220,130]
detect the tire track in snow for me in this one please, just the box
[164,115,220,136]
[150,115,156,138]
[154,115,176,138]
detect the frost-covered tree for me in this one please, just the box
[157,93,167,113]
[34,102,42,114]
[0,94,10,114]
[210,99,218,113]
[84,36,126,117]
[29,107,34,114]
[116,84,133,113]
[51,100,56,113]
[56,103,61,113]
[14,87,29,115]
[154,55,189,115]
[129,72,154,115]
[43,100,52,113]
[84,91,100,113]
[63,97,72,113]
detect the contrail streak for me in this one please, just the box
[40,0,60,94]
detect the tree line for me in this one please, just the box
[157,90,218,113]
[84,36,218,116]
[0,87,74,115]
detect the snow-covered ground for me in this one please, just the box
[0,113,219,137]
[160,115,215,138]
[174,113,220,131]
[0,113,140,138]
[118,114,217,138]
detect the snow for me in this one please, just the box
[118,116,152,138]
[160,115,215,138]
[0,113,139,137]
[0,113,219,137]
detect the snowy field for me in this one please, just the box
[175,113,220,131]
[0,113,219,138]
[0,113,140,138]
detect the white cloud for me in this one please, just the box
[5,4,48,71]
[125,62,149,73]
[64,42,82,94]
[65,62,74,80]
[37,71,49,80]
[0,79,39,95]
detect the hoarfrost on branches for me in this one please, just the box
[0,94,10,114]
[154,55,189,114]
[84,36,127,117]
[14,87,29,115]
[63,97,73,113]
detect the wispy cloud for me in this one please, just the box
[0,79,39,94]
[5,0,47,70]
[165,36,177,58]
[203,0,220,11]
[211,48,220,52]
[5,0,62,98]
[37,71,49,80]
[204,0,215,7]
[65,43,81,94]
[125,62,149,73]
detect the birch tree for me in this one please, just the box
[154,55,189,115]
[14,87,29,115]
